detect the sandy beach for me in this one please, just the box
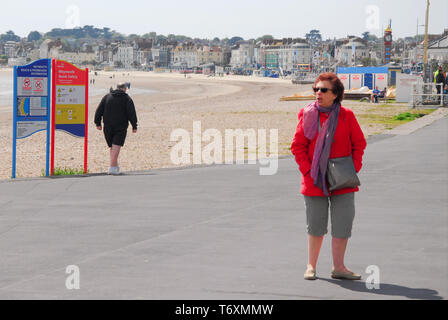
[0,69,412,179]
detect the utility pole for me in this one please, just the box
[423,0,430,82]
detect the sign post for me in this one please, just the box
[12,59,51,179]
[51,60,88,175]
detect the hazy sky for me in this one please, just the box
[1,0,447,40]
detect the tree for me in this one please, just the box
[102,27,112,39]
[174,35,191,42]
[156,35,167,45]
[305,29,322,46]
[0,30,21,42]
[228,36,244,46]
[143,32,157,40]
[27,31,42,42]
[361,57,377,67]
[256,34,274,42]
[362,32,370,41]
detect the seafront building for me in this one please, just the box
[258,38,312,71]
[1,28,448,76]
[113,46,134,68]
[334,37,368,66]
[172,43,199,68]
[198,46,224,66]
[230,41,255,68]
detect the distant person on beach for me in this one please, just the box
[379,87,387,100]
[94,82,138,175]
[371,86,380,103]
[291,72,367,281]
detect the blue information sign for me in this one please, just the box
[12,59,51,178]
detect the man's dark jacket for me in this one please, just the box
[435,71,445,84]
[94,90,138,130]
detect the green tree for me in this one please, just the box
[256,34,274,42]
[27,31,42,42]
[305,29,321,46]
[228,36,244,46]
[156,35,167,45]
[361,57,377,67]
[0,30,21,42]
[362,32,370,41]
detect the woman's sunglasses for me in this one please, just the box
[313,87,332,93]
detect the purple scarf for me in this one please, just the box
[303,101,340,196]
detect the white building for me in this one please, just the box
[39,39,52,59]
[113,46,135,68]
[277,42,312,70]
[335,38,368,65]
[57,51,97,65]
[4,41,18,58]
[99,47,114,65]
[27,49,40,62]
[258,40,312,71]
[230,41,255,67]
[172,45,199,68]
[136,49,151,66]
[8,57,27,67]
[428,35,448,61]
[406,43,424,64]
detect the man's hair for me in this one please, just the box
[117,82,127,90]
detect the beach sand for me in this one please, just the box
[0,69,408,179]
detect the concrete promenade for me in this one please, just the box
[0,115,446,300]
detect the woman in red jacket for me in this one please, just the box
[291,72,366,280]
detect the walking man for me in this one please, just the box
[94,82,138,175]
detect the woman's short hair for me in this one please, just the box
[313,72,345,103]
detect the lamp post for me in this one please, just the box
[423,0,430,82]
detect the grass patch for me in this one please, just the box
[41,167,86,176]
[393,112,426,121]
[358,109,433,125]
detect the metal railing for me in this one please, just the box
[410,83,447,108]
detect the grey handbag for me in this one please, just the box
[326,156,360,191]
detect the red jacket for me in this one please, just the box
[291,105,367,197]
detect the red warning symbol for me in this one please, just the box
[23,78,31,88]
[35,80,42,89]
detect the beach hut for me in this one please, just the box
[337,67,388,90]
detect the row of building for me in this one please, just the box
[2,31,448,72]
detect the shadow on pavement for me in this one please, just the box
[319,278,443,300]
